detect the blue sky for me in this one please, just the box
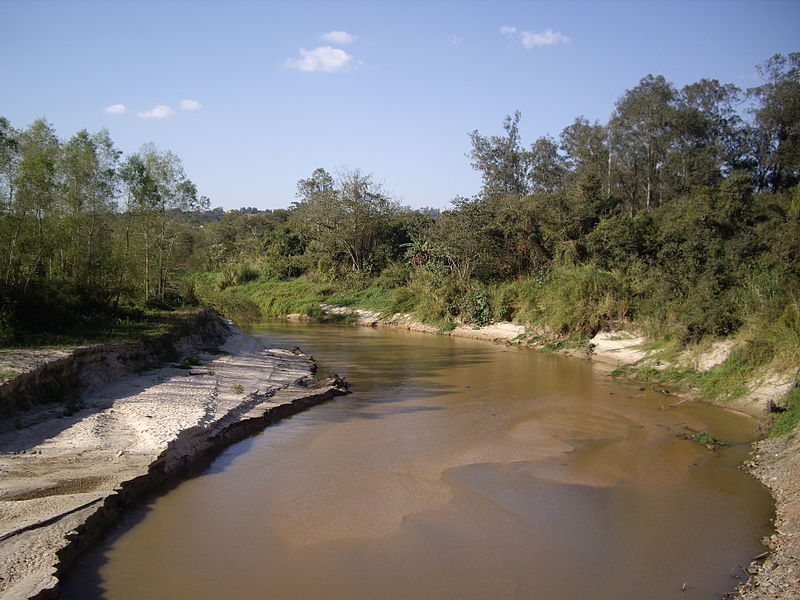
[1,0,798,210]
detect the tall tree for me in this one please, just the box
[58,129,120,288]
[120,144,206,302]
[749,52,800,191]
[9,119,61,287]
[610,75,677,212]
[528,135,566,194]
[560,116,611,197]
[469,111,530,199]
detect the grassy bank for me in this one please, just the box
[189,265,799,438]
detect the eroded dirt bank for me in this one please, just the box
[310,305,799,599]
[0,312,347,600]
[737,433,800,599]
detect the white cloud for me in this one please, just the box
[520,28,571,48]
[499,26,518,36]
[284,46,358,72]
[180,99,203,111]
[104,104,127,115]
[449,35,463,45]
[321,30,357,44]
[137,105,176,119]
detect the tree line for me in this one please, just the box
[0,52,798,350]
[0,119,208,342]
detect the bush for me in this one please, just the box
[463,289,492,326]
[217,263,259,290]
[532,264,633,337]
[770,387,800,438]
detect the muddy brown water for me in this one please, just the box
[61,321,773,599]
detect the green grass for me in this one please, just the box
[177,354,201,369]
[325,285,402,314]
[691,432,728,448]
[0,309,192,349]
[436,321,457,333]
[770,387,800,438]
[192,274,334,323]
[520,264,634,337]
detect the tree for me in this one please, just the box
[610,75,677,212]
[58,129,120,289]
[292,168,397,273]
[469,111,530,199]
[749,52,800,191]
[120,144,207,302]
[528,135,566,194]
[678,79,746,179]
[8,119,61,288]
[559,116,611,197]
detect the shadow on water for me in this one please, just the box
[59,433,264,599]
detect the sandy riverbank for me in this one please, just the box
[0,314,347,600]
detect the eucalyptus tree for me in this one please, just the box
[609,75,677,212]
[58,129,120,290]
[749,52,800,191]
[469,111,531,199]
[664,79,747,195]
[0,118,18,208]
[0,118,20,287]
[7,119,61,288]
[559,116,611,197]
[528,135,567,194]
[120,143,207,302]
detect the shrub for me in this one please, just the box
[531,264,633,337]
[217,263,259,290]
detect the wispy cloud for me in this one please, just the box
[180,99,203,111]
[284,46,359,72]
[449,34,463,45]
[104,104,127,115]
[321,30,357,44]
[501,25,570,49]
[520,28,570,48]
[137,105,176,119]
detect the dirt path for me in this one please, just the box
[0,320,345,600]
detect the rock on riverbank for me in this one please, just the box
[0,313,347,599]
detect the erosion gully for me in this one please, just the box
[60,321,773,599]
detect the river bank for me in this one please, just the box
[0,311,347,600]
[304,304,799,599]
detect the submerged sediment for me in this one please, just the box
[312,304,800,598]
[0,312,347,599]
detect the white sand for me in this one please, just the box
[0,321,342,600]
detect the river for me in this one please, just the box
[61,321,773,599]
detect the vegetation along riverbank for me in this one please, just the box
[0,52,798,596]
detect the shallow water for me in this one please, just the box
[61,321,773,599]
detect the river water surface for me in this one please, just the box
[62,321,773,599]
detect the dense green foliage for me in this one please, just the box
[1,52,798,394]
[0,119,208,344]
